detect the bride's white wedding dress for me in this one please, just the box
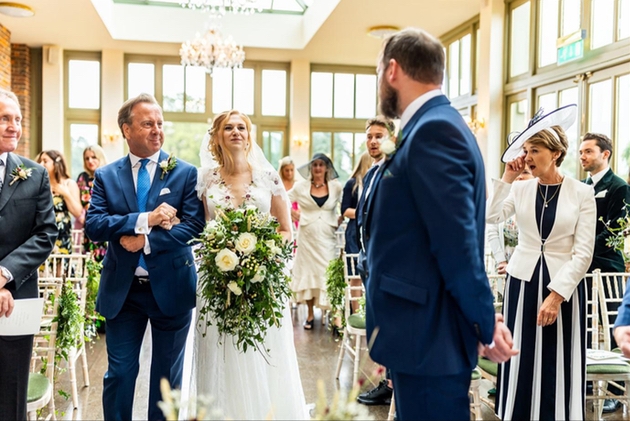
[190,166,308,420]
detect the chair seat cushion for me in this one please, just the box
[27,373,51,403]
[587,363,630,374]
[477,356,498,376]
[348,314,366,329]
[471,369,481,380]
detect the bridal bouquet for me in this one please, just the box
[194,205,294,354]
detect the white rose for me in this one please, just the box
[251,266,266,283]
[235,232,257,255]
[379,138,396,155]
[227,281,242,296]
[246,204,257,211]
[159,160,169,170]
[207,220,218,230]
[215,249,239,272]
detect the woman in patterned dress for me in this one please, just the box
[36,150,83,254]
[486,105,596,420]
[76,145,108,261]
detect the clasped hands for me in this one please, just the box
[119,203,180,253]
[478,314,519,363]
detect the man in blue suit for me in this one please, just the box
[364,28,518,420]
[85,93,205,421]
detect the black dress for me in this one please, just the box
[341,178,359,253]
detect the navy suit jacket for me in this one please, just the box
[586,168,630,273]
[364,95,495,376]
[85,151,205,319]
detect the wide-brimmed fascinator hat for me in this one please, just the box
[297,153,339,180]
[501,104,577,163]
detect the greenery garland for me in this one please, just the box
[84,258,105,340]
[325,256,346,331]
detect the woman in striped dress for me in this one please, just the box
[486,105,596,420]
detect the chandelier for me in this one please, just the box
[179,0,262,16]
[180,27,246,75]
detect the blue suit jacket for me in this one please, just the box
[364,95,495,376]
[615,283,630,328]
[85,151,205,319]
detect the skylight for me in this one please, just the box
[113,0,309,14]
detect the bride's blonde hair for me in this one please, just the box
[208,110,253,174]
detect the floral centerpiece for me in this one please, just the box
[194,205,293,354]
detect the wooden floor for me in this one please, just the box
[46,306,630,420]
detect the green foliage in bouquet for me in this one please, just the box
[194,205,294,355]
[325,256,346,331]
[84,258,105,340]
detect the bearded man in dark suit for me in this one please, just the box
[363,28,518,420]
[0,89,58,420]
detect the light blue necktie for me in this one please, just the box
[137,159,150,270]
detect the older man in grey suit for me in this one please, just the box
[0,89,58,420]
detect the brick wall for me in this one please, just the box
[0,24,10,90]
[11,44,30,157]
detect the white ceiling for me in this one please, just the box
[0,0,480,66]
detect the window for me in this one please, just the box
[311,131,367,183]
[69,124,99,178]
[446,34,472,98]
[310,68,377,119]
[68,60,100,109]
[510,1,531,77]
[592,0,630,49]
[65,51,101,178]
[126,56,290,162]
[616,74,630,176]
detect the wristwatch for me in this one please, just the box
[0,266,13,282]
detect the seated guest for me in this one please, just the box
[36,150,83,254]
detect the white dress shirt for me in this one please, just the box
[400,88,443,131]
[589,165,610,187]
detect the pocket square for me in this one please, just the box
[382,169,394,179]
[595,190,607,198]
[159,187,171,196]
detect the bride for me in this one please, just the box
[191,110,308,420]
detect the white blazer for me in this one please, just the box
[486,177,596,300]
[288,179,342,228]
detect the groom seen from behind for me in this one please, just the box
[85,93,205,421]
[364,28,518,420]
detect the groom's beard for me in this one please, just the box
[379,79,400,120]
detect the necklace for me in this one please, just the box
[312,182,325,188]
[538,181,562,208]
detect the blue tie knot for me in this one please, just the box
[140,158,149,169]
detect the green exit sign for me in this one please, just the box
[557,30,586,65]
[558,40,584,65]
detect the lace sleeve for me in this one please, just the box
[253,169,285,198]
[196,166,219,201]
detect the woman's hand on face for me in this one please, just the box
[537,290,564,327]
[502,156,526,184]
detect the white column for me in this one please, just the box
[100,49,125,163]
[41,45,64,151]
[477,0,506,181]
[289,59,310,168]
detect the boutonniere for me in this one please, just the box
[9,164,33,186]
[380,137,397,156]
[159,154,177,180]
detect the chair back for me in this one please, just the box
[342,253,365,331]
[32,280,62,379]
[486,274,506,312]
[336,223,347,253]
[597,271,630,351]
[584,270,600,351]
[71,229,85,254]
